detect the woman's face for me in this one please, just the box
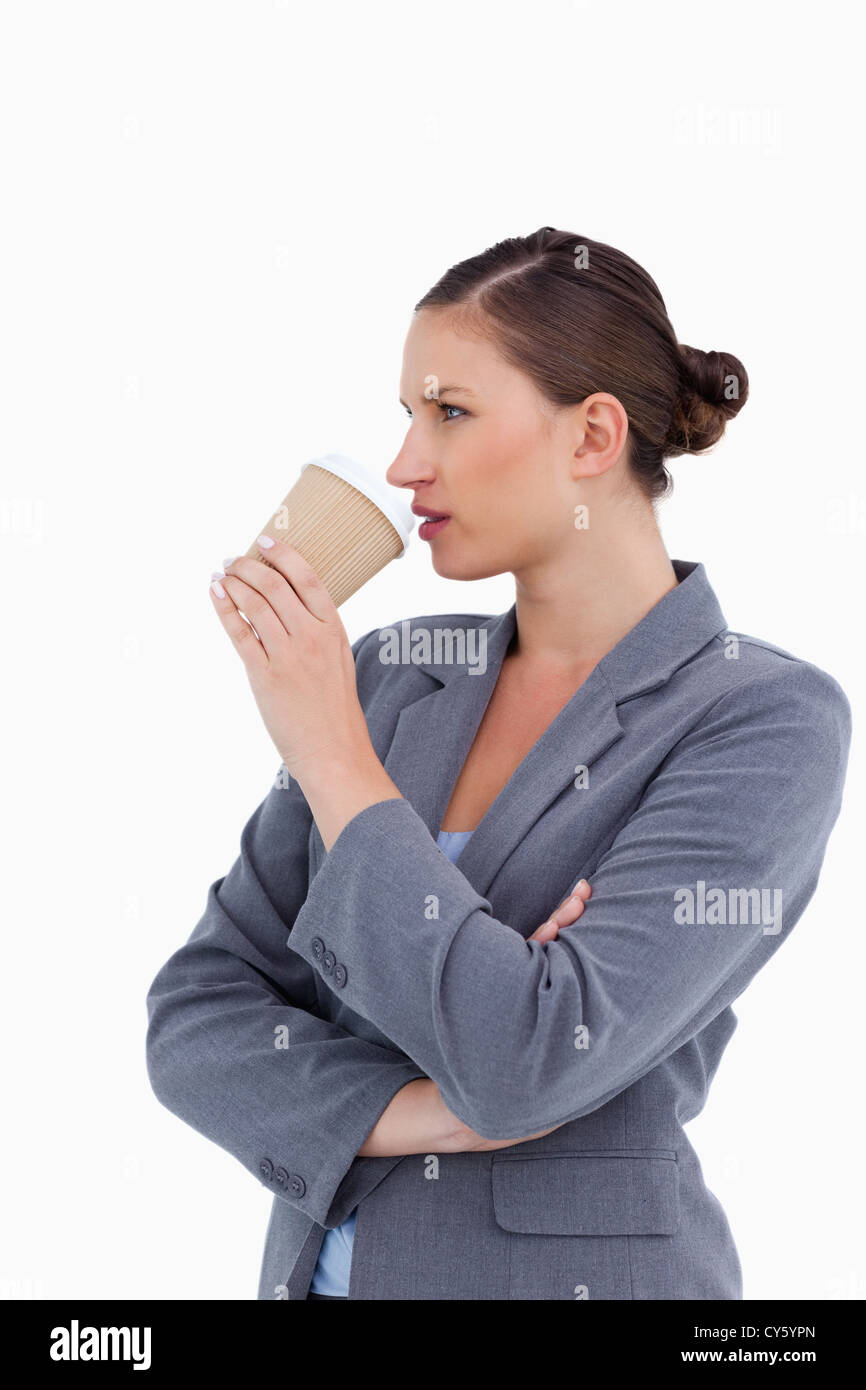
[387,309,619,582]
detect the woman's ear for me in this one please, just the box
[569,393,630,481]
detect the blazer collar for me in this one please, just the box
[381,559,728,900]
[416,559,727,700]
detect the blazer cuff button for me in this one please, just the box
[289,1174,306,1197]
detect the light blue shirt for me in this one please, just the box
[309,827,474,1296]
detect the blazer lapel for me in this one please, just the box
[381,605,514,860]
[381,559,728,903]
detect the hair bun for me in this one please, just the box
[667,344,749,456]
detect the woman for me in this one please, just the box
[146,227,851,1300]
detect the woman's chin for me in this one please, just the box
[430,549,504,584]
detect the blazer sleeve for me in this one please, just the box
[287,660,852,1138]
[144,634,428,1228]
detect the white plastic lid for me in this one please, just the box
[300,453,415,555]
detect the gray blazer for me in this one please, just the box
[145,559,851,1300]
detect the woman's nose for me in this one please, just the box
[386,444,433,490]
[384,453,404,487]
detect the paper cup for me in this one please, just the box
[243,453,415,608]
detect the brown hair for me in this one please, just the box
[414,226,749,501]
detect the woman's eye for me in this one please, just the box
[401,402,466,421]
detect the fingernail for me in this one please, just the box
[577,879,588,891]
[211,569,225,579]
[210,579,226,598]
[256,534,275,548]
[222,556,237,569]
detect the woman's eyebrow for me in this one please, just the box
[398,385,476,407]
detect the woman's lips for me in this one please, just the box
[418,516,451,540]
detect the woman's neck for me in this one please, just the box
[509,521,679,675]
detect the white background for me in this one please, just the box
[1,0,862,1301]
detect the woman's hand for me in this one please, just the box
[358,1077,563,1157]
[209,538,374,781]
[357,1079,466,1157]
[526,877,592,943]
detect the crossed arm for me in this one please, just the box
[358,880,592,1156]
[145,745,592,1226]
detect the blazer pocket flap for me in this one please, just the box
[491,1150,680,1236]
